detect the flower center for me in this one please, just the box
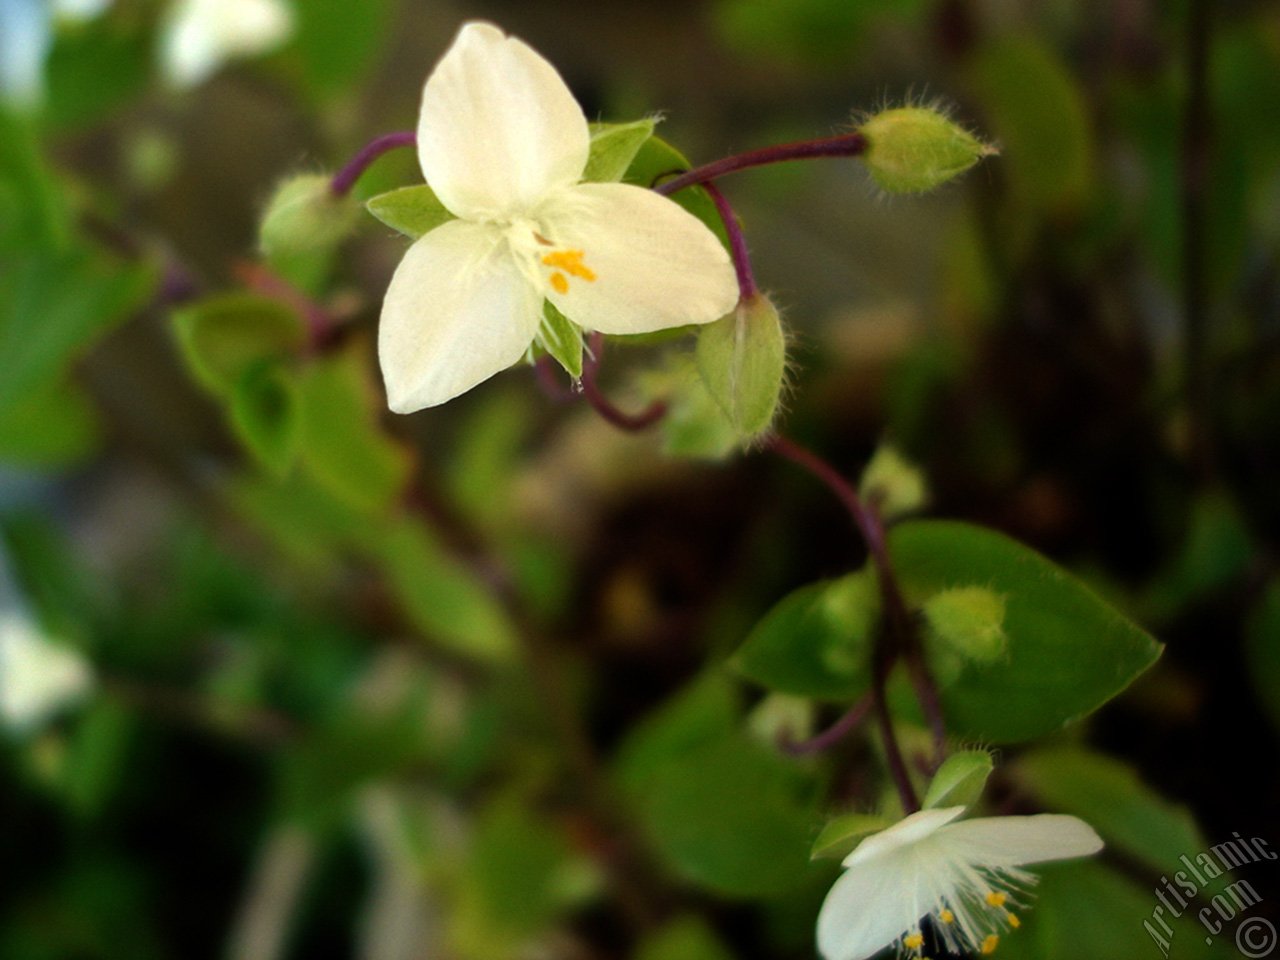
[540,247,596,295]
[897,882,1027,960]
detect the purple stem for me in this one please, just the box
[653,132,867,197]
[581,331,667,431]
[700,181,757,299]
[330,131,418,197]
[781,693,873,756]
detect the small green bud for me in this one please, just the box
[746,693,814,747]
[858,107,995,194]
[695,293,787,441]
[259,172,359,259]
[859,445,928,521]
[923,586,1007,661]
[922,749,995,810]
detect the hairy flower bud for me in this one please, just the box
[258,172,358,260]
[857,106,995,194]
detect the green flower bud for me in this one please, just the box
[923,586,1007,662]
[858,107,995,194]
[859,445,929,521]
[258,172,359,259]
[695,292,787,441]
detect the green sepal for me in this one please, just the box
[921,749,994,810]
[584,119,657,183]
[695,293,787,440]
[810,813,895,861]
[365,184,454,239]
[536,300,584,379]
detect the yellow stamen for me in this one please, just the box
[903,933,924,949]
[549,272,569,295]
[542,249,597,282]
[985,892,1007,907]
[1006,913,1020,929]
[938,909,954,924]
[982,934,999,954]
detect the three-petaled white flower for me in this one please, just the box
[378,22,738,413]
[817,806,1103,960]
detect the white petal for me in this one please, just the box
[378,219,541,412]
[817,847,928,960]
[417,22,589,221]
[844,806,965,867]
[161,0,294,88]
[536,182,738,335]
[937,813,1104,868]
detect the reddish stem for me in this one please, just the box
[580,331,667,431]
[330,131,417,197]
[781,693,873,756]
[653,132,867,197]
[699,181,757,299]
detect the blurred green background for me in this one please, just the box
[2,0,1279,958]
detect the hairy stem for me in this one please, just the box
[700,181,758,299]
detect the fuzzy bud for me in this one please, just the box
[258,172,359,260]
[857,107,995,194]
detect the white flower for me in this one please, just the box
[160,0,294,88]
[0,609,93,732]
[817,806,1103,960]
[378,22,737,413]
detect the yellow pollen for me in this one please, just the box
[903,934,924,949]
[541,249,597,282]
[985,892,1007,907]
[939,910,954,924]
[1006,913,1020,929]
[982,934,999,954]
[549,273,569,295]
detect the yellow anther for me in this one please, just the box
[982,934,999,954]
[549,273,569,295]
[985,891,1007,907]
[1006,913,1020,929]
[541,249,596,282]
[938,909,954,924]
[903,933,924,949]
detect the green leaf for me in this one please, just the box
[0,252,155,417]
[0,376,102,466]
[171,293,306,397]
[293,0,392,95]
[733,570,878,701]
[0,110,72,251]
[294,347,412,514]
[43,20,149,130]
[810,812,894,861]
[696,293,787,439]
[629,732,818,897]
[370,517,518,665]
[623,135,730,248]
[921,749,994,810]
[584,119,657,183]
[365,184,454,240]
[643,357,739,460]
[452,791,593,959]
[636,917,736,960]
[62,699,134,820]
[536,300,584,378]
[888,520,1163,742]
[1010,746,1204,872]
[967,35,1095,215]
[229,361,301,475]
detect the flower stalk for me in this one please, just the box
[330,130,417,197]
[653,132,868,198]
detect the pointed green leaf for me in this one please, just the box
[888,521,1163,742]
[922,749,994,810]
[584,119,657,183]
[229,361,301,476]
[295,346,412,514]
[733,570,878,701]
[172,293,306,397]
[0,376,102,466]
[365,184,454,239]
[810,813,894,861]
[537,300,584,378]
